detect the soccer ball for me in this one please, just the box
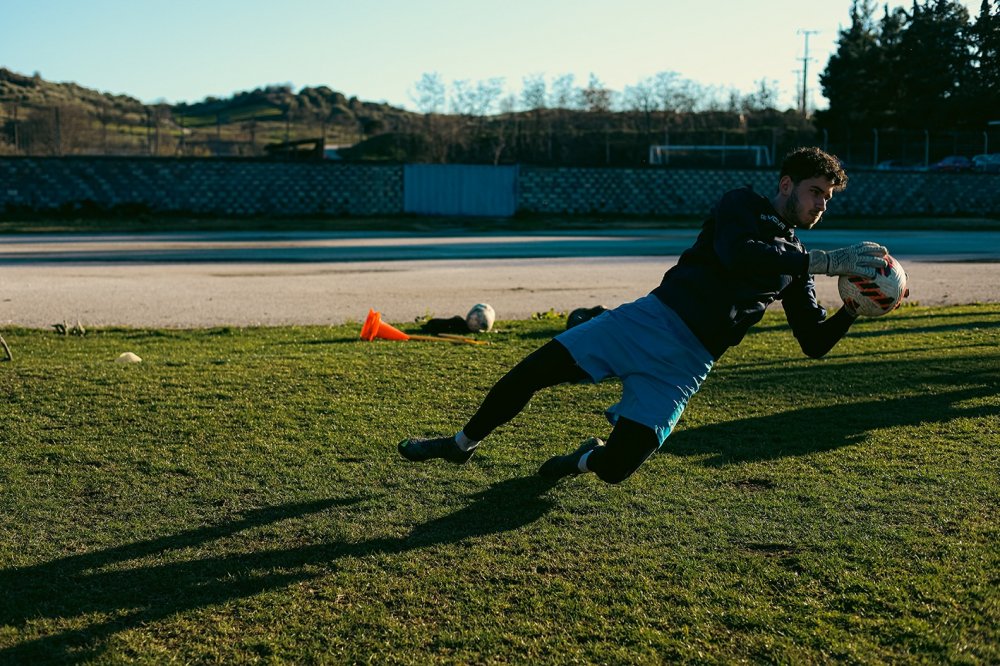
[466,303,496,332]
[566,305,608,329]
[838,254,908,317]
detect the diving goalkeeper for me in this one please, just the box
[399,147,888,484]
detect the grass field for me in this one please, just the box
[1,305,997,663]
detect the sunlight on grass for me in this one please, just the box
[0,305,997,663]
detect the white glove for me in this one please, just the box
[808,241,888,278]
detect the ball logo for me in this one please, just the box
[876,256,895,278]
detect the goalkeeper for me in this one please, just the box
[399,147,888,484]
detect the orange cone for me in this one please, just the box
[360,309,410,342]
[360,309,490,345]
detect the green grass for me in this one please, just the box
[1,305,997,664]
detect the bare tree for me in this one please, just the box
[741,78,780,112]
[411,72,446,114]
[491,93,518,165]
[411,72,449,162]
[623,78,658,137]
[581,73,612,113]
[520,74,547,111]
[450,77,504,117]
[549,73,579,109]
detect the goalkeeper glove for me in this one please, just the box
[808,241,888,278]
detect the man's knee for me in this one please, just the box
[592,463,639,485]
[587,447,645,485]
[588,417,660,484]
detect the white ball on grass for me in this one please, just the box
[465,303,496,332]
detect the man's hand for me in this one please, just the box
[808,241,888,278]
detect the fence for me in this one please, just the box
[4,101,997,169]
[819,127,1000,168]
[2,156,997,219]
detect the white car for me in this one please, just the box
[971,154,1000,174]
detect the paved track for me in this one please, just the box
[2,231,998,329]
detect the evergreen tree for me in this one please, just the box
[819,0,984,131]
[873,5,909,128]
[893,0,973,129]
[967,0,1000,126]
[818,0,881,128]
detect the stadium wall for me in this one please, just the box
[0,157,403,217]
[1,157,997,218]
[516,166,1000,217]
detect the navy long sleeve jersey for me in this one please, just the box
[650,186,854,359]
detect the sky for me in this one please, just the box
[0,0,987,113]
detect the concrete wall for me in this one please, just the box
[1,156,997,218]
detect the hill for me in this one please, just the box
[0,68,417,158]
[0,68,821,166]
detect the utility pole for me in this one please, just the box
[798,29,819,116]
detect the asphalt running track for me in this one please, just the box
[1,230,998,329]
[1,229,999,264]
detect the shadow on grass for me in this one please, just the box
[748,311,1000,336]
[0,475,558,662]
[667,381,996,466]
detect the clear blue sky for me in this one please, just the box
[0,0,986,112]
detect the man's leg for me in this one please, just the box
[399,339,589,464]
[540,416,659,484]
[462,339,589,441]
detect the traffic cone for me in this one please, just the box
[360,309,489,345]
[360,309,410,341]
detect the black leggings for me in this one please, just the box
[463,340,661,484]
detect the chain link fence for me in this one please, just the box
[3,101,997,170]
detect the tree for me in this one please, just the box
[872,4,908,128]
[740,78,779,113]
[411,72,446,114]
[581,73,612,113]
[520,74,547,111]
[449,78,504,118]
[519,74,549,163]
[818,0,882,127]
[967,0,1000,126]
[893,0,973,129]
[623,78,658,137]
[819,0,981,131]
[411,72,449,162]
[548,74,579,109]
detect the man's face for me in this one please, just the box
[781,176,835,229]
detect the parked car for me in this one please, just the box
[876,159,922,171]
[930,155,973,172]
[971,153,1000,174]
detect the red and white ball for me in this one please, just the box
[838,254,908,317]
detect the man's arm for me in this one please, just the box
[783,276,857,359]
[712,191,888,279]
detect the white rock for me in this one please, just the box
[115,352,143,364]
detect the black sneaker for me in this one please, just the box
[538,437,604,480]
[398,436,475,464]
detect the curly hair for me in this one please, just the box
[780,147,848,191]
